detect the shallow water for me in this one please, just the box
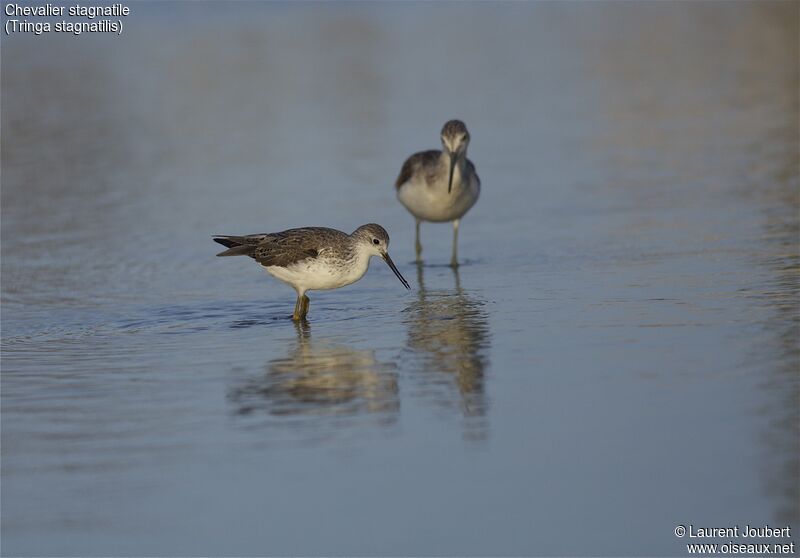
[2,2,798,556]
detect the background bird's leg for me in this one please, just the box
[415,218,422,262]
[299,295,310,320]
[450,219,460,268]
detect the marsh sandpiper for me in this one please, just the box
[395,119,480,267]
[214,224,410,321]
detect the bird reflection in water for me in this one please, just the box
[403,263,491,440]
[228,322,399,437]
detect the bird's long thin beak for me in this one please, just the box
[382,253,411,290]
[447,151,457,194]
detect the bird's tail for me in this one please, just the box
[213,236,257,257]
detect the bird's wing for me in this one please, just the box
[395,150,441,189]
[253,227,343,267]
[213,234,270,248]
[466,159,481,187]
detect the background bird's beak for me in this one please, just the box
[447,151,457,194]
[382,253,411,289]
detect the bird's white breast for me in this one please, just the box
[397,164,480,223]
[263,251,370,293]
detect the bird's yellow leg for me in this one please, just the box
[450,219,460,268]
[292,295,303,322]
[299,295,310,320]
[415,219,422,262]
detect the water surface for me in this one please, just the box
[2,2,798,555]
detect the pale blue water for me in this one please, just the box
[2,2,798,556]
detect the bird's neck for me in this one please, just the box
[441,151,467,165]
[348,244,373,273]
[440,152,468,186]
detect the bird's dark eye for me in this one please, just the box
[372,238,380,245]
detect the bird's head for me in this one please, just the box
[353,224,410,290]
[440,120,470,193]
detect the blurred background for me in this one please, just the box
[2,2,798,555]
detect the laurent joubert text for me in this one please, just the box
[675,524,795,556]
[4,3,130,36]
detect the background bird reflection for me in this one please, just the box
[402,264,491,441]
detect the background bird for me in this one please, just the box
[395,119,481,267]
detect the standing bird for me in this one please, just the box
[213,224,410,322]
[395,120,480,267]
